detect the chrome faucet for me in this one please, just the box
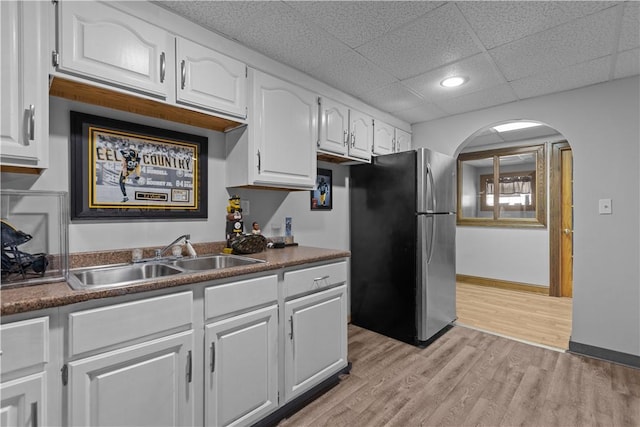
[155,234,197,259]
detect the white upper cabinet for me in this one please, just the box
[227,69,317,190]
[395,128,412,152]
[57,1,171,98]
[318,98,349,157]
[0,1,49,169]
[373,119,395,156]
[349,109,373,161]
[175,37,247,119]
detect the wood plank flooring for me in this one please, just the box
[278,325,640,427]
[456,282,573,349]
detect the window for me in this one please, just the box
[457,145,546,227]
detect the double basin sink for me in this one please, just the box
[68,254,265,290]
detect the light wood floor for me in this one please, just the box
[456,282,573,349]
[278,324,640,427]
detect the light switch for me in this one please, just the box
[598,198,612,215]
[241,200,250,215]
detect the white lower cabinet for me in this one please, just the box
[205,305,279,427]
[0,316,49,427]
[64,291,194,427]
[67,331,194,427]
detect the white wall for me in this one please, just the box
[412,76,640,357]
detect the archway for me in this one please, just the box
[454,119,574,349]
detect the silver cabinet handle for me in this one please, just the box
[160,52,166,83]
[180,60,186,90]
[210,342,216,373]
[351,132,355,148]
[313,275,329,282]
[28,104,35,141]
[256,150,261,172]
[343,130,348,147]
[289,316,294,340]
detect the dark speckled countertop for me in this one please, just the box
[1,244,350,316]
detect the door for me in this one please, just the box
[67,331,193,427]
[250,70,317,189]
[1,374,45,427]
[318,98,349,156]
[205,305,278,427]
[418,148,457,214]
[395,129,412,153]
[417,213,457,341]
[560,148,573,297]
[175,37,247,118]
[372,120,394,156]
[550,142,573,297]
[284,285,347,403]
[0,1,48,167]
[348,109,373,161]
[58,1,170,98]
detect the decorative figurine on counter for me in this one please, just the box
[252,222,261,235]
[224,195,244,253]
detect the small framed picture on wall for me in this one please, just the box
[310,168,332,210]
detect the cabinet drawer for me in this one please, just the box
[284,261,347,299]
[0,317,49,376]
[205,275,277,320]
[68,291,192,357]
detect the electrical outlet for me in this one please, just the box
[241,200,250,216]
[598,198,612,215]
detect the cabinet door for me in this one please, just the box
[284,285,348,403]
[373,120,395,156]
[205,305,278,427]
[349,109,373,161]
[67,331,193,427]
[0,373,45,427]
[250,70,317,189]
[175,37,247,118]
[318,98,349,156]
[395,128,412,152]
[58,1,170,98]
[0,1,48,168]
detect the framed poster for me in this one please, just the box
[310,168,332,210]
[70,112,208,220]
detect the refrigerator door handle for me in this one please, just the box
[427,163,436,213]
[427,215,435,264]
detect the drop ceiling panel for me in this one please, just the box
[458,1,617,50]
[357,82,425,114]
[615,48,640,79]
[490,7,618,81]
[286,1,444,49]
[392,103,448,125]
[402,53,506,102]
[436,83,518,116]
[308,50,397,98]
[511,56,611,99]
[355,3,481,79]
[619,2,640,51]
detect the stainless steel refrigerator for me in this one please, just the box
[349,148,457,346]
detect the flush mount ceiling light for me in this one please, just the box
[440,76,467,88]
[492,121,543,133]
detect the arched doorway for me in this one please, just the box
[454,119,574,349]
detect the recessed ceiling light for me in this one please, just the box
[440,76,467,88]
[492,121,543,133]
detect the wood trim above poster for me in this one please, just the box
[70,112,208,220]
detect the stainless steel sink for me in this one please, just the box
[169,254,265,271]
[68,254,265,290]
[69,262,183,290]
